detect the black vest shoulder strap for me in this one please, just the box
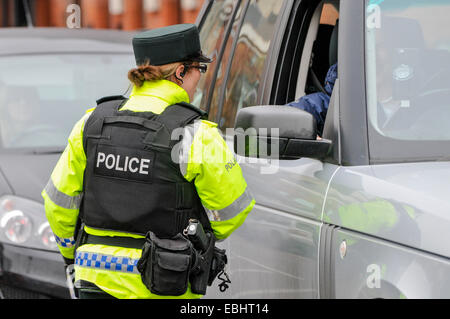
[177,102,208,119]
[83,96,127,153]
[157,102,208,131]
[141,102,208,148]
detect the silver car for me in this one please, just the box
[196,0,450,298]
[0,28,135,299]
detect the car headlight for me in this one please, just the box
[0,195,58,251]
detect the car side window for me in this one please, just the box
[207,0,247,124]
[193,0,240,113]
[218,0,284,131]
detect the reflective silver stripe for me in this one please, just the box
[178,124,196,177]
[44,179,83,210]
[205,188,254,222]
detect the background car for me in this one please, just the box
[0,28,135,299]
[196,0,450,299]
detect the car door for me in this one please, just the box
[321,0,450,299]
[197,0,340,299]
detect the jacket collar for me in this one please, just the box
[130,79,189,105]
[120,79,190,113]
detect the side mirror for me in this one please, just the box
[234,106,332,160]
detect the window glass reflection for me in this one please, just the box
[220,0,283,131]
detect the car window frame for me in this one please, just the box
[214,0,250,126]
[256,0,294,106]
[215,0,293,132]
[198,0,245,117]
[196,0,214,28]
[335,0,369,166]
[270,0,326,105]
[273,0,370,167]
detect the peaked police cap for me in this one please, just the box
[132,24,212,66]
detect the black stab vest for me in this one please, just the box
[80,96,211,238]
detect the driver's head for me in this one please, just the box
[3,87,38,123]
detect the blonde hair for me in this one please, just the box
[127,60,185,87]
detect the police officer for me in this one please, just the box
[42,24,255,299]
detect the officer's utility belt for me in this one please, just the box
[79,221,229,296]
[83,233,145,249]
[137,220,229,296]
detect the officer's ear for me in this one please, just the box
[173,64,187,85]
[180,66,187,78]
[175,64,186,79]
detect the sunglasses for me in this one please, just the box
[184,63,208,74]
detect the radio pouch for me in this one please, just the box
[137,231,193,296]
[189,232,216,295]
[208,247,228,286]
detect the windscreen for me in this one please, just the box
[366,0,450,162]
[0,54,134,150]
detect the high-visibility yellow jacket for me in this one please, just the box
[42,79,255,299]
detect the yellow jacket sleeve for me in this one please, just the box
[182,120,255,240]
[41,112,91,261]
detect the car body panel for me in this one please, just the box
[331,228,450,299]
[205,136,339,299]
[238,156,337,222]
[0,153,59,203]
[0,28,134,56]
[0,244,69,299]
[0,169,13,197]
[324,163,450,259]
[207,204,322,299]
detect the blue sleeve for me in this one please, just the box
[287,93,330,134]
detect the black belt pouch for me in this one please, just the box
[190,232,216,295]
[137,232,193,296]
